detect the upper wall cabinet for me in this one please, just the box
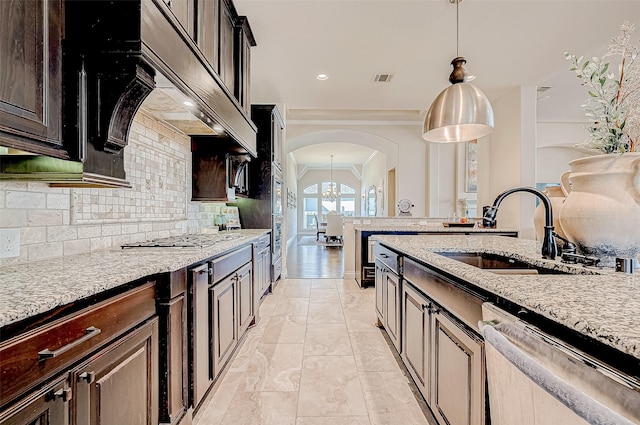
[0,0,65,158]
[234,17,256,114]
[0,0,257,185]
[165,0,195,39]
[198,0,221,73]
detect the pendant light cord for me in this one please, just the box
[456,0,459,57]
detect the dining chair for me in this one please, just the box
[314,214,326,241]
[325,214,344,244]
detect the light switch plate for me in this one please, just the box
[0,228,21,258]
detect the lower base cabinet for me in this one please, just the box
[401,282,430,398]
[72,319,159,425]
[0,377,69,425]
[401,280,486,425]
[431,308,484,425]
[211,273,238,378]
[0,283,159,425]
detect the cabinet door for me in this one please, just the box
[374,260,385,324]
[198,0,219,72]
[271,111,283,169]
[165,0,194,38]
[210,274,237,378]
[0,377,69,425]
[237,263,253,335]
[234,22,251,113]
[72,318,159,425]
[431,309,485,425]
[261,248,272,295]
[384,270,401,352]
[189,265,212,409]
[0,0,64,154]
[401,282,430,399]
[218,0,235,93]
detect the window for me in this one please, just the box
[301,182,357,229]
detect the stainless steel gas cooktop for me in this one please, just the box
[121,233,243,249]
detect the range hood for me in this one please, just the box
[0,0,256,188]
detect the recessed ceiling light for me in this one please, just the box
[183,101,194,107]
[316,74,329,81]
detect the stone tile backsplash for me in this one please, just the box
[0,110,224,266]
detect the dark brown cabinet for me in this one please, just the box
[189,264,212,410]
[189,245,254,412]
[234,17,256,114]
[71,319,159,425]
[156,270,188,425]
[0,282,158,425]
[253,234,272,311]
[219,0,236,95]
[0,0,65,157]
[165,0,195,38]
[237,263,254,336]
[197,0,221,72]
[0,377,69,425]
[210,272,238,378]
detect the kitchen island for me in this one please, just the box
[374,234,640,425]
[342,215,519,286]
[374,234,640,361]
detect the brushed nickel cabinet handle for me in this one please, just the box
[53,388,72,402]
[39,326,102,360]
[78,371,96,384]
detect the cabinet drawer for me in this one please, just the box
[254,235,270,251]
[0,282,156,406]
[211,245,252,283]
[404,258,484,332]
[374,243,400,274]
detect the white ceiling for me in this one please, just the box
[234,0,639,166]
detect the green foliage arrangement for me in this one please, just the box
[565,21,639,154]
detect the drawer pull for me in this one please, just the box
[380,253,389,258]
[38,326,102,360]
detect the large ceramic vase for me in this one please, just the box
[559,152,640,266]
[533,185,567,242]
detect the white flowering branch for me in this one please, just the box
[565,21,639,153]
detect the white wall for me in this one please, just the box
[286,125,429,216]
[479,86,538,239]
[360,152,387,216]
[536,123,590,183]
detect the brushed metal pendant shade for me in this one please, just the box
[423,80,494,142]
[422,0,494,143]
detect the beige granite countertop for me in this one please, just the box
[374,235,640,361]
[353,223,519,233]
[0,229,269,328]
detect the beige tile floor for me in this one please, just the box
[194,278,433,425]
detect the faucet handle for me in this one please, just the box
[552,231,576,255]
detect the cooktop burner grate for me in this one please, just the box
[121,233,243,249]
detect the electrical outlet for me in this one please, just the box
[0,228,21,258]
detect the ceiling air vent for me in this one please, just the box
[373,73,394,83]
[537,86,551,92]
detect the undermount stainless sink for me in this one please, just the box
[435,252,570,275]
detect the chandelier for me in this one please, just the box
[322,155,341,202]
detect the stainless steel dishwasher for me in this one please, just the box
[481,303,640,425]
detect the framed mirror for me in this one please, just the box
[367,185,377,217]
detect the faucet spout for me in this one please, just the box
[483,187,558,260]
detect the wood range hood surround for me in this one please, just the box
[0,0,256,188]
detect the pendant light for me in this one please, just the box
[322,155,340,202]
[422,0,494,143]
